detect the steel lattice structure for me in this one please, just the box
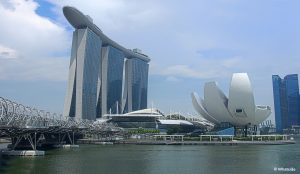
[0,97,123,145]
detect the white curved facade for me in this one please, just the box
[191,92,219,124]
[204,82,235,124]
[191,73,271,126]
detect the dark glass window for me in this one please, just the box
[272,74,300,133]
[127,58,149,111]
[106,46,124,114]
[81,28,102,120]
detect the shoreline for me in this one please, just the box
[118,140,296,145]
[78,139,296,146]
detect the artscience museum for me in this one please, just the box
[191,73,271,131]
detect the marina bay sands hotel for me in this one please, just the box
[63,6,150,120]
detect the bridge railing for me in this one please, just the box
[0,97,123,134]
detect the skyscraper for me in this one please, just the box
[63,28,102,120]
[123,58,149,113]
[100,46,125,116]
[272,74,300,133]
[63,6,150,120]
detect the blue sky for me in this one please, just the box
[1,0,300,123]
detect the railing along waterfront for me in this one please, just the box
[199,134,290,142]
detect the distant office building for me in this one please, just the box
[272,74,300,133]
[63,6,150,120]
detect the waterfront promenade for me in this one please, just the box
[78,134,296,146]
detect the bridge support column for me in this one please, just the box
[34,132,37,150]
[61,131,79,148]
[67,132,73,144]
[5,132,45,156]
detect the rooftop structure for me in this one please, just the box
[62,6,150,120]
[63,6,150,62]
[101,108,209,133]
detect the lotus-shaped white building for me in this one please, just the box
[191,73,271,127]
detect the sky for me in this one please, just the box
[1,0,300,123]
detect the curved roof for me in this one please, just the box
[125,108,164,116]
[158,119,193,126]
[63,6,150,62]
[191,73,271,126]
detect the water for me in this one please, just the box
[0,138,299,174]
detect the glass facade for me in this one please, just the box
[64,24,150,120]
[109,116,157,129]
[63,6,151,120]
[125,58,149,112]
[272,75,283,133]
[104,46,125,114]
[81,28,102,120]
[272,74,300,133]
[285,75,300,126]
[65,28,102,120]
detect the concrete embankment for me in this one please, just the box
[77,139,114,145]
[1,142,46,156]
[116,140,296,145]
[1,150,45,156]
[0,138,11,143]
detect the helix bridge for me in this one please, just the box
[0,97,123,151]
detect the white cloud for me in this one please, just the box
[0,0,71,81]
[154,57,242,80]
[0,56,68,81]
[0,45,18,59]
[49,0,168,31]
